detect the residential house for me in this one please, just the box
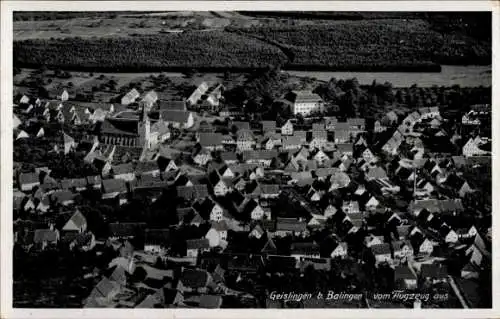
[208,171,231,197]
[62,211,87,233]
[160,110,194,129]
[18,172,40,192]
[236,130,256,151]
[462,136,490,157]
[290,242,321,260]
[144,229,170,255]
[330,242,348,259]
[273,218,308,238]
[135,161,160,177]
[33,228,60,250]
[186,238,210,258]
[334,122,351,143]
[394,266,418,290]
[261,120,276,133]
[392,240,414,263]
[192,147,213,167]
[281,120,294,136]
[121,88,140,105]
[310,130,327,150]
[242,150,278,167]
[108,222,146,240]
[371,243,393,267]
[110,163,136,181]
[179,268,212,293]
[420,264,448,285]
[205,221,229,247]
[193,198,225,222]
[290,90,324,115]
[199,133,224,151]
[342,200,360,214]
[101,179,128,203]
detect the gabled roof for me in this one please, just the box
[276,218,307,232]
[158,100,186,111]
[64,211,87,230]
[102,179,127,194]
[347,118,365,126]
[420,264,448,279]
[291,90,323,103]
[144,228,171,246]
[180,268,210,288]
[242,149,278,161]
[394,265,417,280]
[186,238,210,250]
[261,121,276,131]
[19,172,39,185]
[371,243,391,255]
[160,110,191,123]
[199,133,224,147]
[290,242,320,255]
[33,229,58,243]
[231,121,251,131]
[199,294,223,308]
[109,222,146,238]
[176,185,209,200]
[112,163,135,175]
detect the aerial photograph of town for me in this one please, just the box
[11,10,492,309]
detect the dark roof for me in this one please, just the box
[242,150,278,161]
[176,185,209,200]
[276,218,307,232]
[261,121,276,131]
[199,133,224,147]
[420,264,448,279]
[86,175,102,185]
[100,119,138,136]
[135,161,159,174]
[61,178,87,190]
[199,294,222,308]
[158,100,186,111]
[231,121,250,131]
[371,243,391,255]
[180,269,210,288]
[394,266,417,280]
[186,238,210,250]
[102,179,127,194]
[112,163,135,175]
[144,228,171,246]
[290,242,320,255]
[19,172,39,185]
[33,229,58,243]
[109,222,147,238]
[160,110,191,123]
[89,277,120,299]
[65,211,87,229]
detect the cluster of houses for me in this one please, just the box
[12,83,491,308]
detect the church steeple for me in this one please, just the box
[138,105,151,149]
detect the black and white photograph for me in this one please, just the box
[1,1,497,317]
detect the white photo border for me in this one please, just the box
[1,1,498,318]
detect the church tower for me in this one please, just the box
[138,105,151,149]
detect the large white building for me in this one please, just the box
[289,91,324,116]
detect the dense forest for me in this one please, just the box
[233,18,490,69]
[13,12,491,72]
[13,32,287,72]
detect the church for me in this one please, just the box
[99,107,170,150]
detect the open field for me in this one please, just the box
[285,65,492,88]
